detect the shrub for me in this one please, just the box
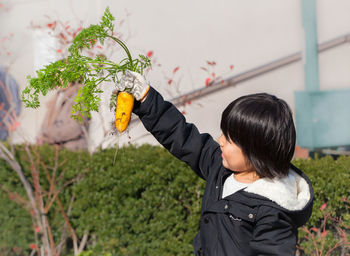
[293,156,350,255]
[71,145,204,255]
[0,145,348,255]
[0,144,91,255]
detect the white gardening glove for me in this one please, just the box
[117,70,150,101]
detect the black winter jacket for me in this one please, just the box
[133,87,314,256]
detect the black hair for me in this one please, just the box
[220,93,296,179]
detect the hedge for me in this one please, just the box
[0,144,349,255]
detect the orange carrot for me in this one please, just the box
[115,92,134,132]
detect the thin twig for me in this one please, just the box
[25,145,52,255]
[56,195,75,255]
[302,226,320,256]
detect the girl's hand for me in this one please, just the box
[117,71,150,102]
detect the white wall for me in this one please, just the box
[1,0,350,147]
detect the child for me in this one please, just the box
[116,71,314,256]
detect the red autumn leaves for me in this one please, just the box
[307,202,328,238]
[165,60,234,87]
[147,51,153,58]
[36,14,135,58]
[202,61,234,87]
[167,66,180,85]
[0,32,14,56]
[146,49,235,89]
[46,21,57,30]
[31,19,84,55]
[0,2,10,12]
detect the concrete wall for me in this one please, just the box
[1,0,350,148]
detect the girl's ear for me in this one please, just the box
[217,134,224,146]
[244,156,255,173]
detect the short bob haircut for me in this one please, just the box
[220,93,296,179]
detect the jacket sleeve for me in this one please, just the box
[250,207,297,255]
[133,87,221,180]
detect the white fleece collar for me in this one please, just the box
[244,169,311,211]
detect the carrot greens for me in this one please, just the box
[22,7,151,121]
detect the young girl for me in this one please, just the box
[116,71,314,255]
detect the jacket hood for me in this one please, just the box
[243,165,313,226]
[244,168,311,211]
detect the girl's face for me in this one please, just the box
[218,134,252,172]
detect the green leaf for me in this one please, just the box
[22,7,152,121]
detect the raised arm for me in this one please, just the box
[132,86,221,180]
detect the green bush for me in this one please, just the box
[294,155,350,226]
[0,144,91,255]
[71,145,204,255]
[293,156,350,255]
[0,144,348,255]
